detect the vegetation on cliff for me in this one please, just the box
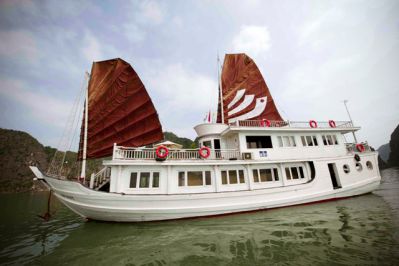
[0,128,197,193]
[0,129,48,192]
[163,131,197,148]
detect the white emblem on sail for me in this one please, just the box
[226,89,267,124]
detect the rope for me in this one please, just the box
[47,73,87,177]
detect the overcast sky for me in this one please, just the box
[0,0,398,150]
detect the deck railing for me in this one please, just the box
[90,166,111,189]
[345,142,373,153]
[233,120,354,128]
[113,147,241,161]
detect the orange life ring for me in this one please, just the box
[309,120,318,128]
[356,143,365,152]
[155,145,169,159]
[261,119,271,127]
[199,146,211,159]
[329,120,336,128]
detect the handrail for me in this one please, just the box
[231,120,354,128]
[345,142,373,153]
[113,147,241,161]
[90,167,111,189]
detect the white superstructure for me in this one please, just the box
[31,119,381,222]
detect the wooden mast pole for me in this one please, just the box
[218,54,224,124]
[80,72,90,182]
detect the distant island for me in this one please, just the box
[0,128,197,193]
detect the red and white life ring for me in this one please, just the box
[329,120,336,128]
[199,146,211,159]
[356,143,365,152]
[155,145,169,159]
[261,119,271,127]
[309,120,318,128]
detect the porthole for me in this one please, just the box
[366,161,373,170]
[343,164,350,174]
[355,162,362,171]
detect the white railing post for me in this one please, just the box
[89,173,95,189]
[112,143,117,160]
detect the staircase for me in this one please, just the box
[90,167,111,191]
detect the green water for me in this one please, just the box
[1,169,399,266]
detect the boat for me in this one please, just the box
[30,54,381,222]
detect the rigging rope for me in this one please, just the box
[47,73,87,177]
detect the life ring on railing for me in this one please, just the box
[261,119,271,127]
[356,143,365,153]
[199,146,211,159]
[155,145,169,159]
[329,120,336,128]
[309,120,318,128]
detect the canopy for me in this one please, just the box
[78,58,163,160]
[217,53,283,124]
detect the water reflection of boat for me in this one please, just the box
[37,193,398,265]
[30,54,381,222]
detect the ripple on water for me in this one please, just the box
[0,169,399,265]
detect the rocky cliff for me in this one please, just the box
[388,124,399,167]
[0,129,49,192]
[0,128,197,193]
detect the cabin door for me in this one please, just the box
[327,163,342,189]
[214,139,221,158]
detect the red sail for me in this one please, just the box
[78,58,163,159]
[217,53,283,124]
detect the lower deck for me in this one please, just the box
[104,152,379,196]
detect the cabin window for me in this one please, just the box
[253,168,279,183]
[292,168,299,179]
[187,171,203,186]
[246,136,273,149]
[205,171,212,185]
[139,172,150,188]
[130,172,160,189]
[202,140,212,148]
[278,136,296,147]
[239,170,245,183]
[366,161,373,170]
[178,172,185,186]
[221,170,246,185]
[178,171,212,187]
[322,135,339,146]
[301,135,319,146]
[285,168,291,180]
[221,171,228,184]
[299,167,304,179]
[130,173,137,188]
[253,169,259,182]
[152,172,160,187]
[273,168,279,181]
[285,167,306,180]
[229,170,238,184]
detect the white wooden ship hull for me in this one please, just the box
[31,155,381,222]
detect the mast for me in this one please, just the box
[80,71,90,182]
[218,54,224,124]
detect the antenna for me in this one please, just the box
[343,100,358,143]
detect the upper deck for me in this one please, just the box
[105,119,372,165]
